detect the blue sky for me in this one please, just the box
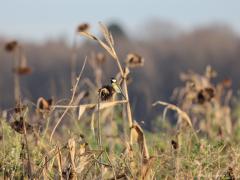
[0,0,239,41]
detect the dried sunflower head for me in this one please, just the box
[37,97,53,112]
[197,87,215,104]
[77,23,90,33]
[5,40,18,52]
[10,117,33,134]
[14,104,27,114]
[98,85,115,101]
[171,140,178,150]
[126,53,144,68]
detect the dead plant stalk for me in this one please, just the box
[50,57,87,142]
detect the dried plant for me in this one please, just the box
[77,23,90,33]
[10,117,34,134]
[172,66,233,138]
[5,40,18,52]
[2,23,240,180]
[130,120,149,162]
[126,53,144,68]
[98,85,115,101]
[36,97,53,112]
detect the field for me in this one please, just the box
[0,23,240,179]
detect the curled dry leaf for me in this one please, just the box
[130,120,150,162]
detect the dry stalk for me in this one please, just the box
[140,156,156,180]
[104,150,117,180]
[56,146,63,180]
[50,57,87,142]
[13,46,21,103]
[70,34,78,87]
[22,116,32,179]
[97,96,102,148]
[97,95,103,179]
[79,22,133,144]
[68,138,77,180]
[152,101,199,141]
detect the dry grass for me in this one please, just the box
[0,23,240,180]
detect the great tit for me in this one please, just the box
[111,78,126,100]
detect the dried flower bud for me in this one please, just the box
[77,23,90,32]
[126,53,144,68]
[37,97,53,111]
[5,40,18,52]
[10,117,33,134]
[197,87,215,104]
[224,167,235,180]
[171,140,178,150]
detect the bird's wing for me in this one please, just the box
[116,83,126,100]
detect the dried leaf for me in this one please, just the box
[77,100,127,120]
[141,156,156,180]
[130,121,150,161]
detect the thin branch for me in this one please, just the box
[50,57,87,142]
[23,117,32,178]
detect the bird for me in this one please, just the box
[111,77,126,100]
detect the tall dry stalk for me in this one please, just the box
[50,57,87,142]
[79,22,133,144]
[70,34,78,87]
[22,117,32,179]
[13,45,21,103]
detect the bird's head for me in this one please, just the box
[111,78,117,83]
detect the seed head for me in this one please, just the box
[98,85,115,101]
[197,87,215,104]
[10,117,33,134]
[5,40,18,52]
[126,53,144,68]
[77,23,90,33]
[37,97,53,111]
[171,140,178,150]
